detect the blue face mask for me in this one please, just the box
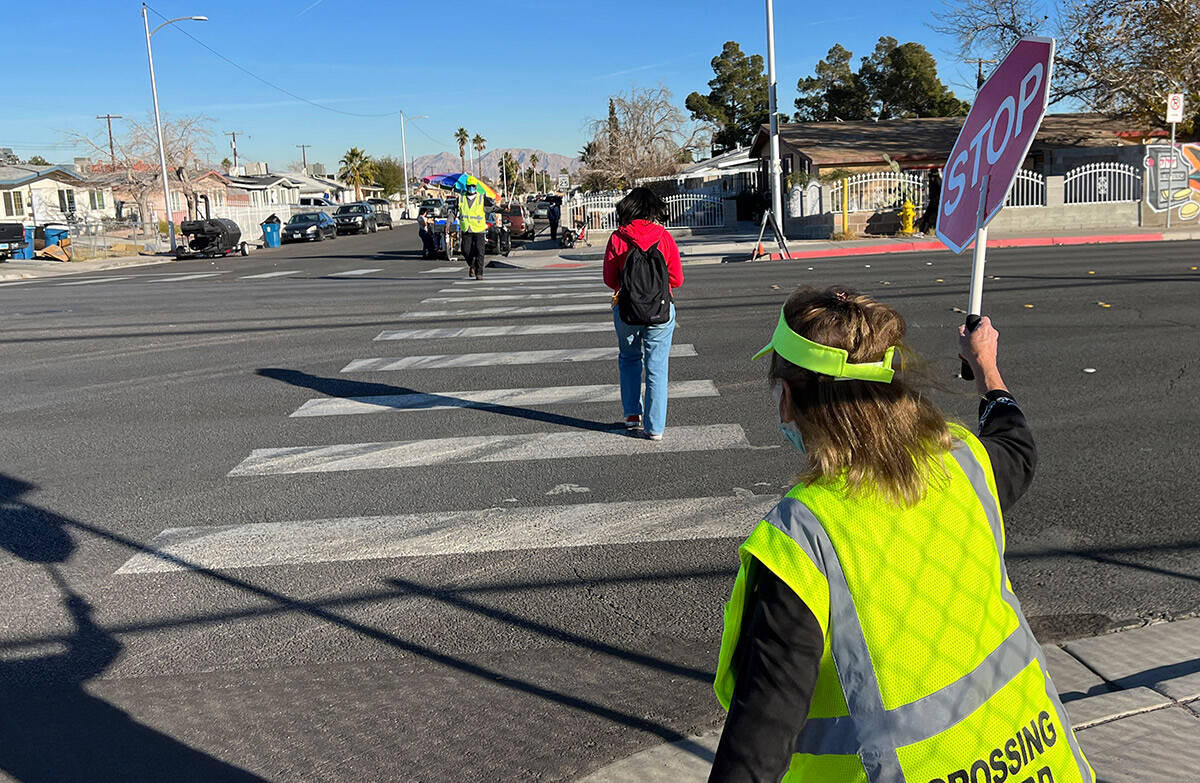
[773,385,806,453]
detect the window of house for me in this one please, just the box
[3,191,24,217]
[89,190,106,210]
[57,188,76,213]
[170,191,181,211]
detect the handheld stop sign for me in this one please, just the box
[936,37,1055,379]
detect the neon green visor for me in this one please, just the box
[752,306,896,382]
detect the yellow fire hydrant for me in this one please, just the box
[899,199,916,235]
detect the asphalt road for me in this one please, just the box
[0,229,1197,782]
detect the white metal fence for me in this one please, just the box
[565,190,725,230]
[1064,162,1142,204]
[209,204,313,240]
[827,172,929,213]
[1004,170,1046,208]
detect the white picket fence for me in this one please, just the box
[207,204,314,240]
[565,190,725,230]
[1064,162,1142,204]
[1004,170,1046,208]
[827,172,928,213]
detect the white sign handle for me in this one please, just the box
[962,174,990,381]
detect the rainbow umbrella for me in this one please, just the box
[421,172,499,200]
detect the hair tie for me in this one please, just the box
[833,291,851,302]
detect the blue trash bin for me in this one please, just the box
[261,221,281,248]
[13,227,35,259]
[43,226,69,247]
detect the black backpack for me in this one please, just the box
[618,239,671,326]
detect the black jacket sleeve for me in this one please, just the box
[976,390,1037,513]
[709,569,824,783]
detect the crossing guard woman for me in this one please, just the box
[709,287,1093,783]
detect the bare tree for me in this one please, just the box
[581,85,708,190]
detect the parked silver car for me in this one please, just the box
[365,198,394,229]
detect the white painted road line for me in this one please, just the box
[228,423,751,476]
[0,279,40,287]
[451,274,596,285]
[420,266,461,273]
[399,303,612,319]
[421,291,610,304]
[290,380,720,417]
[437,283,607,293]
[148,273,226,283]
[329,268,383,276]
[375,323,612,340]
[55,276,134,286]
[240,270,302,279]
[342,344,697,372]
[113,494,777,574]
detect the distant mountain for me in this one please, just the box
[410,148,581,182]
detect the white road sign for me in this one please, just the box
[556,174,570,191]
[1166,93,1185,124]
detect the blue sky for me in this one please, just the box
[2,0,977,170]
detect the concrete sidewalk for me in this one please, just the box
[579,617,1200,782]
[507,226,1200,271]
[0,253,173,281]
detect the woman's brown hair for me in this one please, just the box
[770,286,953,506]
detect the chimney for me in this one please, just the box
[74,157,92,174]
[311,162,327,177]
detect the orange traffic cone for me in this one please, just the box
[755,243,765,259]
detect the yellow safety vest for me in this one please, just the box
[714,424,1094,783]
[459,194,488,233]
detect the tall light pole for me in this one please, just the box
[400,112,427,217]
[765,0,783,231]
[142,4,206,252]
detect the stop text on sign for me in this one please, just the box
[943,63,1045,217]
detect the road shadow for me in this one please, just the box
[256,367,628,433]
[0,474,266,782]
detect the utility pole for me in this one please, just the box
[765,0,783,231]
[96,114,123,168]
[400,111,427,216]
[296,144,311,173]
[965,58,997,88]
[224,130,243,169]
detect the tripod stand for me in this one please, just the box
[751,207,790,261]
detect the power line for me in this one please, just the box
[145,4,403,119]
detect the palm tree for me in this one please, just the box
[338,147,375,202]
[529,153,539,191]
[472,134,486,177]
[454,128,469,173]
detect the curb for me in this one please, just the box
[767,232,1195,261]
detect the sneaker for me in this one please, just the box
[646,432,663,441]
[624,415,642,430]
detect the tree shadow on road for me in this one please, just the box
[256,367,629,433]
[0,474,266,783]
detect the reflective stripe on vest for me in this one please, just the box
[460,196,487,233]
[720,438,1094,783]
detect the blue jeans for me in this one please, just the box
[613,304,676,435]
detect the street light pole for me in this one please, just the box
[400,112,428,218]
[765,0,783,231]
[142,4,206,253]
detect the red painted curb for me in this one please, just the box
[769,233,1171,261]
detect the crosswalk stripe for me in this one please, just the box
[342,344,696,372]
[451,274,595,285]
[399,303,612,319]
[420,266,461,273]
[0,279,39,287]
[227,423,750,476]
[421,291,609,304]
[290,380,720,417]
[375,323,612,340]
[55,276,133,286]
[436,283,606,293]
[240,270,302,279]
[329,268,383,276]
[112,494,777,574]
[149,272,226,283]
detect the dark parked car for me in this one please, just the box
[505,202,535,239]
[282,211,337,243]
[333,202,377,234]
[0,222,26,260]
[532,201,551,219]
[418,198,448,218]
[365,198,394,229]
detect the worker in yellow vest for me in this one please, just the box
[709,286,1093,783]
[458,183,488,280]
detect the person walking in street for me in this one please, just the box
[459,182,488,279]
[417,211,436,259]
[603,188,683,440]
[547,200,561,244]
[708,287,1093,783]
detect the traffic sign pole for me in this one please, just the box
[962,173,990,381]
[1167,122,1176,229]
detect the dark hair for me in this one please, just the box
[616,187,667,226]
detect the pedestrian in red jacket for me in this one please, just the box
[603,188,684,439]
